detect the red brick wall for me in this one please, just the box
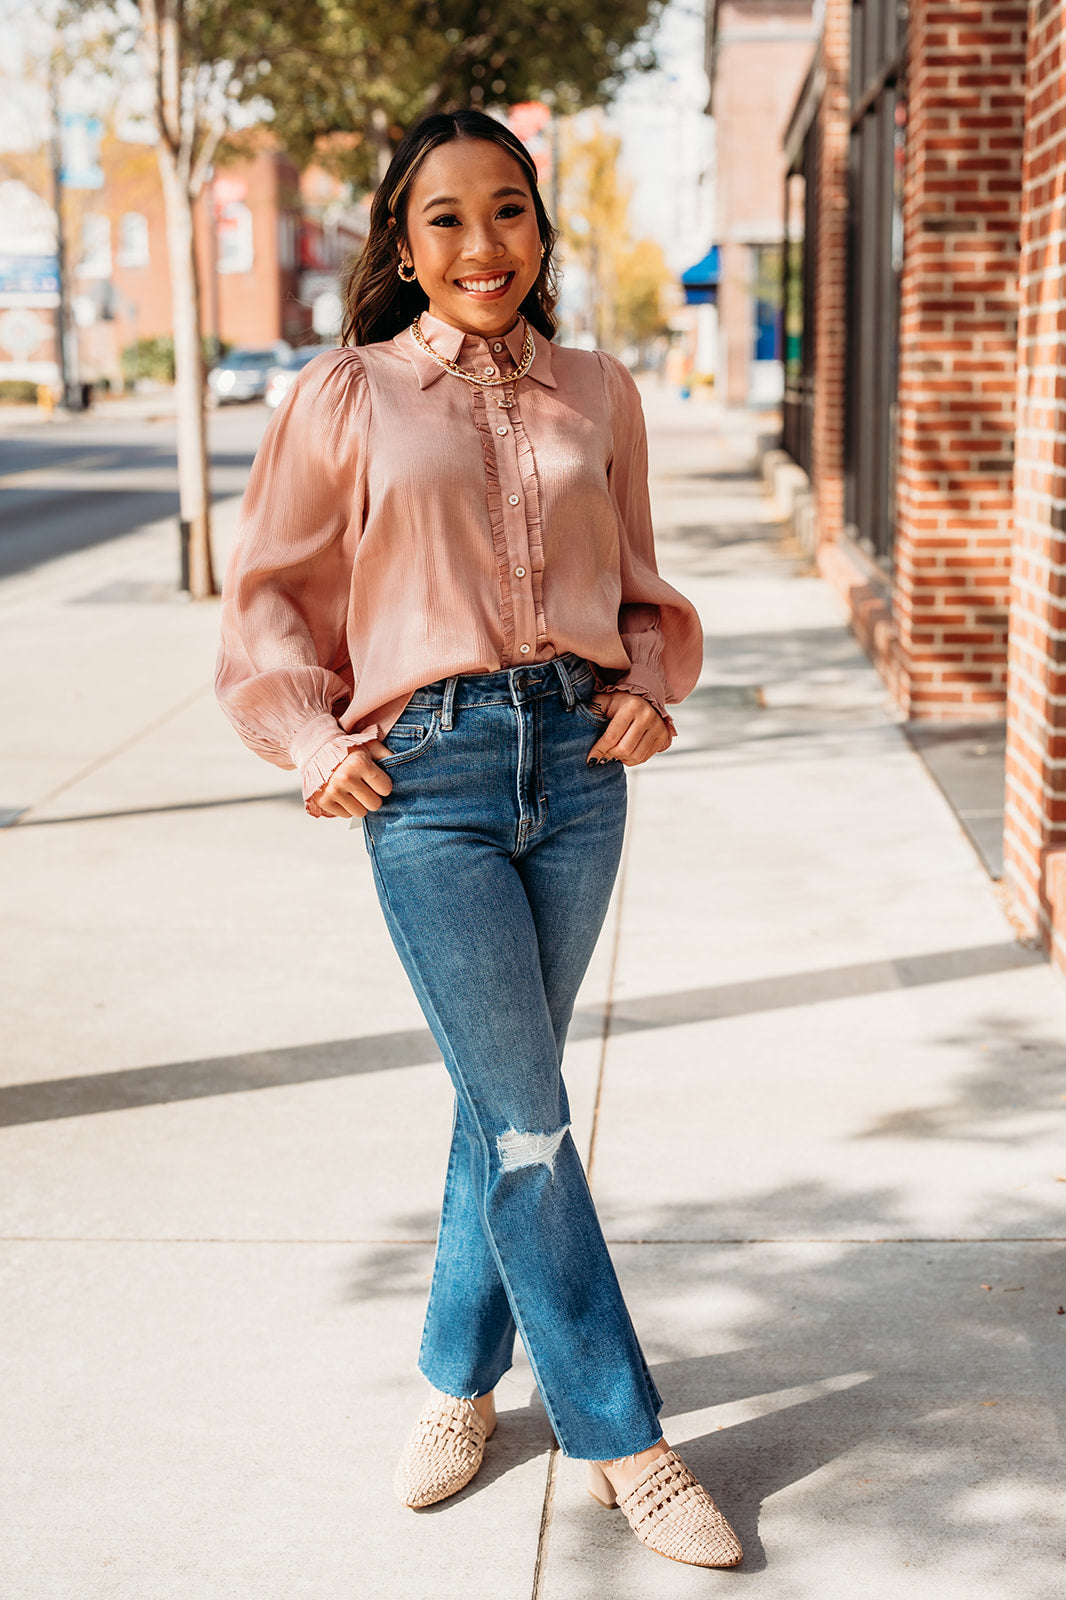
[893,0,1028,718]
[96,139,173,367]
[810,0,851,542]
[104,145,308,359]
[208,153,308,347]
[1004,0,1066,964]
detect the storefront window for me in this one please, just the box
[845,0,908,567]
[77,214,111,280]
[116,212,149,270]
[752,244,783,364]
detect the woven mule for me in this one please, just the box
[588,1449,742,1568]
[394,1388,495,1509]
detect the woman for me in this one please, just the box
[216,108,740,1570]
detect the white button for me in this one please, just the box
[484,365,497,376]
[496,425,508,435]
[515,566,526,578]
[519,643,531,655]
[492,342,503,352]
[508,493,521,506]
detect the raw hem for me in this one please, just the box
[417,1357,514,1403]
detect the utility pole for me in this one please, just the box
[205,169,221,369]
[48,64,79,411]
[550,110,561,230]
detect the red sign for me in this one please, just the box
[509,102,551,141]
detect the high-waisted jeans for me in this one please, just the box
[361,653,664,1460]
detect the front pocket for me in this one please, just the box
[574,699,610,727]
[377,713,440,767]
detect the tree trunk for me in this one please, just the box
[370,107,393,186]
[157,142,215,598]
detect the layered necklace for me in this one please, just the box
[410,314,535,408]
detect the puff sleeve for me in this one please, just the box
[598,352,704,735]
[214,349,373,816]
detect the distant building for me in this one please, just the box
[705,0,818,402]
[80,140,365,385]
[0,178,62,388]
[0,135,367,394]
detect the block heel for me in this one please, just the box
[587,1461,618,1508]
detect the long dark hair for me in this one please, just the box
[342,109,559,347]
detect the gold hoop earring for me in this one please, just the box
[397,260,417,283]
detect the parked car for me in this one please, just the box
[208,344,289,403]
[264,344,339,409]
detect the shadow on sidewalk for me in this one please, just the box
[5,789,303,830]
[345,1190,1065,1584]
[0,942,1040,1128]
[602,1224,1064,1580]
[335,989,1066,1583]
[355,1214,1065,1583]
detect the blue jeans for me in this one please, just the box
[362,654,664,1460]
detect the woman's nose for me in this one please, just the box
[461,222,506,260]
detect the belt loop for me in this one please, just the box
[553,653,576,710]
[441,675,459,731]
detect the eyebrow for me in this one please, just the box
[421,186,528,212]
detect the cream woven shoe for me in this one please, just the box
[588,1449,742,1568]
[394,1388,496,1509]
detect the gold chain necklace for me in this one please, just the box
[410,315,536,396]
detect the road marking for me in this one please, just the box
[0,468,178,491]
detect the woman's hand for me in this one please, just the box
[310,740,393,818]
[586,692,671,768]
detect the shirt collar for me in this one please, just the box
[400,309,557,391]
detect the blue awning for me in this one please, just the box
[681,246,721,287]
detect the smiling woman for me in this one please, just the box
[341,109,559,347]
[397,141,544,337]
[214,108,738,1572]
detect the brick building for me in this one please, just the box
[772,0,1066,973]
[69,138,364,387]
[706,0,819,402]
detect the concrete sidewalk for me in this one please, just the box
[1,389,1064,1600]
[0,388,180,431]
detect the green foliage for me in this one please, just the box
[615,237,672,348]
[121,335,176,382]
[242,0,663,188]
[558,120,674,355]
[66,2,662,190]
[119,334,225,382]
[0,381,40,404]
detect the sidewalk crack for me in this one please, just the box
[1,684,209,830]
[530,1446,559,1600]
[585,774,636,1182]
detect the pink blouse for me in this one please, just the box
[215,311,703,816]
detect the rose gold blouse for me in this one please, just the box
[215,311,703,816]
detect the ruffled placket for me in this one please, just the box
[457,333,547,667]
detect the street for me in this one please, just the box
[0,401,268,579]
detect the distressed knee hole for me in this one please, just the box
[496,1124,569,1175]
